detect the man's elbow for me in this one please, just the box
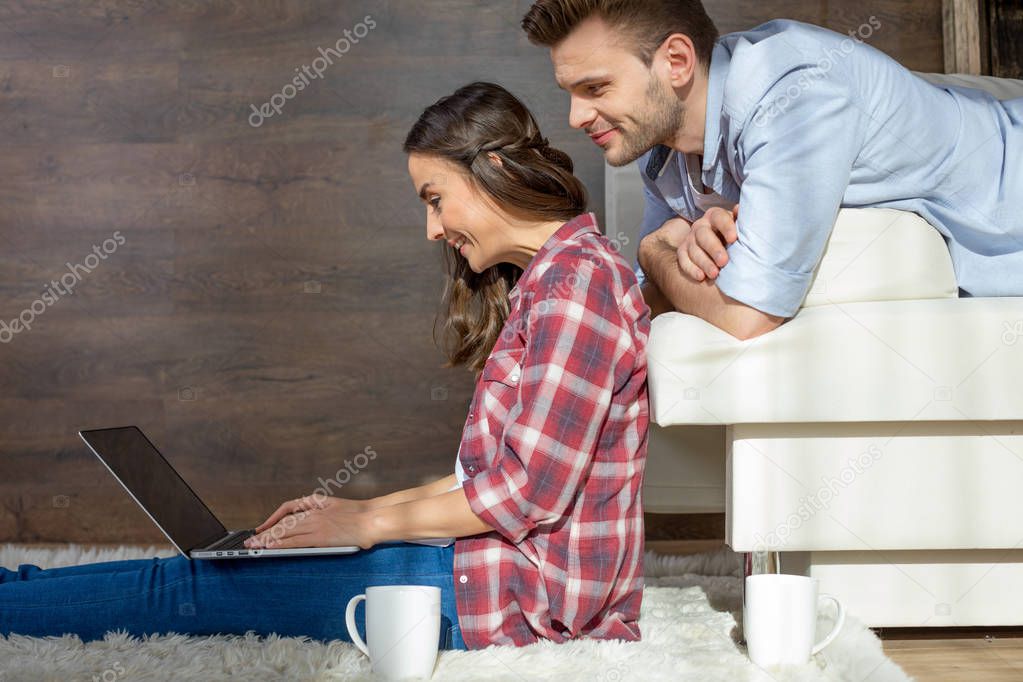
[729,308,788,340]
[720,300,789,339]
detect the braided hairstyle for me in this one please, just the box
[404,82,588,372]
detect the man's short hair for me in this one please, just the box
[522,0,720,69]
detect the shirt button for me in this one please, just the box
[467,465,475,473]
[510,372,520,382]
[459,575,468,584]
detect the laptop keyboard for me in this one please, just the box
[210,530,254,551]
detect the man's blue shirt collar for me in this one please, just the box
[701,41,730,173]
[642,145,672,181]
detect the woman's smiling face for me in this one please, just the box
[408,152,513,273]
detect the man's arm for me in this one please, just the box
[708,66,864,319]
[638,227,786,340]
[640,280,675,319]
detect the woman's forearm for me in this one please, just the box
[362,473,458,510]
[364,488,493,544]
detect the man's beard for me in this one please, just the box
[606,76,686,168]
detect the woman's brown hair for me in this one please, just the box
[403,81,588,373]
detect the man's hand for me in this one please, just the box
[654,215,694,247]
[677,205,739,282]
[638,216,692,277]
[636,204,785,340]
[637,217,692,318]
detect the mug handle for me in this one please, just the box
[811,593,846,655]
[345,594,370,657]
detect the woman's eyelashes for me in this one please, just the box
[428,196,442,214]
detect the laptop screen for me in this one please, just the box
[79,426,227,553]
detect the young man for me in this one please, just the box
[523,0,1023,339]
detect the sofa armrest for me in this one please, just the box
[649,297,1023,425]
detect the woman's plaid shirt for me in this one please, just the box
[454,212,651,649]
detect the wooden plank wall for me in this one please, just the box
[990,0,1023,77]
[0,0,944,543]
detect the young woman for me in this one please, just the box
[0,82,651,652]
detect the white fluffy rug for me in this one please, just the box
[0,544,911,681]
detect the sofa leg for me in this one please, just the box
[739,551,780,644]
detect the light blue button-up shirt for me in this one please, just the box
[638,19,1023,318]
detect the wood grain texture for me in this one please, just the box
[0,0,945,543]
[990,0,1023,77]
[944,0,985,74]
[707,0,945,72]
[881,631,1023,681]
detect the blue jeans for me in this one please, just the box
[0,542,467,650]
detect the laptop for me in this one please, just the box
[78,426,361,560]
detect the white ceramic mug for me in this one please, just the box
[345,585,441,680]
[743,574,845,668]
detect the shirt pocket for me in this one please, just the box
[481,347,524,389]
[477,347,524,423]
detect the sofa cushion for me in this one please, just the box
[647,297,1023,425]
[802,208,958,308]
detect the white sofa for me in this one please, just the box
[608,72,1023,627]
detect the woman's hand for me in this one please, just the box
[677,205,740,282]
[244,494,373,550]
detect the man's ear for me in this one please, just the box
[660,33,698,88]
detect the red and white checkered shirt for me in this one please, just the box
[454,212,651,649]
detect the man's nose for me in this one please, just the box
[568,95,595,130]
